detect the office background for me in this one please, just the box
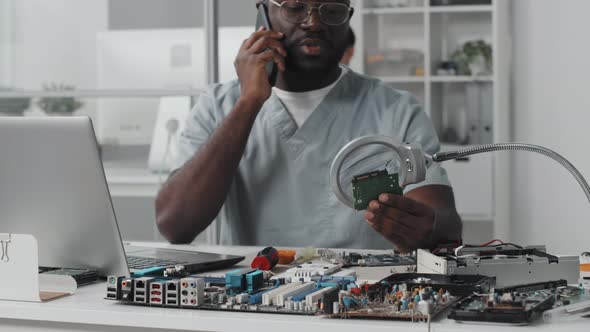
[0,0,588,254]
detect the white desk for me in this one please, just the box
[1,244,587,332]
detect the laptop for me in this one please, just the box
[0,117,244,277]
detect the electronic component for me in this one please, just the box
[107,263,491,319]
[225,268,262,295]
[318,249,416,276]
[320,287,340,314]
[246,270,264,292]
[165,279,180,306]
[377,273,495,297]
[330,136,428,210]
[262,281,305,306]
[542,283,590,323]
[120,278,134,302]
[276,282,316,306]
[417,245,580,287]
[352,170,403,211]
[282,262,343,282]
[133,277,154,304]
[106,276,125,300]
[543,290,590,323]
[39,267,99,286]
[340,251,417,268]
[329,279,458,321]
[180,277,205,307]
[449,280,568,324]
[149,280,166,305]
[247,281,280,305]
[326,273,494,322]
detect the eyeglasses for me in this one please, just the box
[269,0,353,26]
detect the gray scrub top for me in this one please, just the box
[174,70,450,249]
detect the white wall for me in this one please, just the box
[11,0,108,90]
[10,0,107,118]
[512,0,590,255]
[0,0,12,87]
[108,0,257,30]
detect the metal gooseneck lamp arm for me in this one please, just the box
[330,136,590,209]
[432,143,590,206]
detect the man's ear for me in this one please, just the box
[349,7,354,19]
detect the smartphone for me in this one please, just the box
[255,3,279,86]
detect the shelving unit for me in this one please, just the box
[350,0,511,239]
[362,7,425,15]
[428,5,493,13]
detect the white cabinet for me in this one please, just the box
[350,0,511,233]
[442,144,493,220]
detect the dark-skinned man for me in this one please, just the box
[155,0,462,252]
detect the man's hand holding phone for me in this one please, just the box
[234,27,287,107]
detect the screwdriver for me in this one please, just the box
[251,246,279,271]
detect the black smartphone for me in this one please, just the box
[255,3,279,86]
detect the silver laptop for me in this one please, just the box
[0,117,243,277]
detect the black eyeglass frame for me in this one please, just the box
[268,0,354,26]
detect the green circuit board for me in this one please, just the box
[352,170,403,211]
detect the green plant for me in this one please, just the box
[36,83,84,114]
[450,40,493,76]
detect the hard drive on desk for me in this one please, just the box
[417,245,580,287]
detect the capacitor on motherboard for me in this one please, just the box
[251,247,279,271]
[414,294,421,303]
[218,293,226,304]
[333,301,340,314]
[401,298,410,310]
[442,290,451,303]
[417,300,433,315]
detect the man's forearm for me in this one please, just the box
[155,97,263,243]
[432,208,463,246]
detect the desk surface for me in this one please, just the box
[0,243,587,332]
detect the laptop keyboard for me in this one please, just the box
[127,256,188,270]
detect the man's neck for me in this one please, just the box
[274,65,342,93]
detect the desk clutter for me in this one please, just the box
[105,242,590,325]
[0,234,78,303]
[39,267,100,287]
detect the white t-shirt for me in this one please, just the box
[272,66,349,127]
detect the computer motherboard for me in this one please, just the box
[104,250,586,325]
[107,267,350,316]
[106,266,491,322]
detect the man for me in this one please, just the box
[156,0,462,251]
[340,28,355,65]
